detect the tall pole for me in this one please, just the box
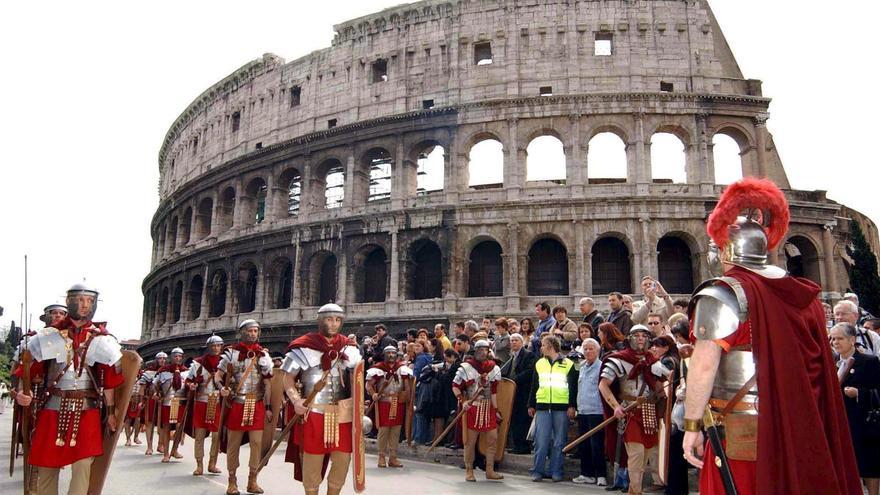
[24,255,28,333]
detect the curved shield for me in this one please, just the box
[89,350,143,494]
[351,360,366,493]
[260,371,285,459]
[478,377,515,461]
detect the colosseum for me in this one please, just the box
[139,0,878,356]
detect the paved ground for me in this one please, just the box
[0,406,620,495]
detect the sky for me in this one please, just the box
[1,1,878,341]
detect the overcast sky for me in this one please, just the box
[1,1,877,341]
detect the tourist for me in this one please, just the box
[632,276,674,325]
[597,321,626,357]
[502,332,536,454]
[606,292,633,335]
[835,300,880,356]
[572,338,606,487]
[434,323,452,350]
[579,297,605,329]
[551,305,578,342]
[493,318,511,364]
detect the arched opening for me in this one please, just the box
[266,259,293,309]
[528,238,569,295]
[650,132,687,184]
[356,246,388,303]
[468,138,504,188]
[179,207,192,247]
[208,269,228,317]
[408,240,443,300]
[242,178,268,225]
[324,166,345,209]
[280,168,302,216]
[592,237,632,294]
[318,255,338,305]
[145,290,156,328]
[194,197,213,240]
[587,132,627,182]
[218,187,236,231]
[657,236,694,294]
[468,240,503,297]
[785,236,821,284]
[158,286,169,325]
[363,148,393,202]
[236,262,259,313]
[167,218,178,254]
[171,281,183,322]
[526,135,566,183]
[157,225,167,260]
[416,144,445,195]
[713,133,745,185]
[188,275,204,320]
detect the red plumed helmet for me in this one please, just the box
[707,178,790,250]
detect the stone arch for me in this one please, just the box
[179,207,193,247]
[315,158,345,209]
[468,239,503,297]
[657,234,696,294]
[784,234,821,284]
[208,268,228,317]
[307,250,338,306]
[410,140,446,195]
[465,132,504,188]
[187,274,204,320]
[157,223,167,260]
[711,124,754,184]
[528,236,569,296]
[354,244,388,303]
[171,280,183,322]
[526,133,566,183]
[194,197,213,240]
[591,234,633,294]
[266,256,293,309]
[406,238,443,300]
[158,285,169,325]
[218,186,236,231]
[241,177,268,225]
[279,167,303,216]
[234,260,260,313]
[650,131,687,184]
[587,131,628,182]
[167,216,178,254]
[360,147,393,203]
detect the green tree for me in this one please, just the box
[847,220,880,316]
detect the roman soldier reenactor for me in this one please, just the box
[452,339,504,482]
[140,351,167,455]
[682,178,861,494]
[124,367,145,446]
[154,347,189,463]
[185,334,225,476]
[365,345,413,468]
[217,319,274,495]
[598,324,668,495]
[280,303,366,495]
[14,283,127,495]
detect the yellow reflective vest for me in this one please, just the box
[534,357,574,405]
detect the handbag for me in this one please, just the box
[864,389,880,439]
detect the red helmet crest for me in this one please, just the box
[707,178,790,250]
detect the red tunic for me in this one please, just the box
[693,268,861,495]
[192,401,221,432]
[369,362,409,428]
[225,400,265,431]
[160,403,187,427]
[144,398,159,423]
[291,411,353,455]
[453,359,500,432]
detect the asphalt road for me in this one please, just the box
[0,404,619,495]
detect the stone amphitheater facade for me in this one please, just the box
[139,0,874,356]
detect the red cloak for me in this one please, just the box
[700,267,861,495]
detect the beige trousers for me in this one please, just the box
[226,430,262,473]
[624,441,657,495]
[463,428,497,468]
[302,451,351,495]
[36,457,93,495]
[377,425,402,458]
[193,428,220,464]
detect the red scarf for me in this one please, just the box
[232,342,264,361]
[465,357,496,375]
[197,353,221,372]
[287,332,350,370]
[158,363,188,390]
[372,360,403,380]
[606,347,659,390]
[53,317,102,369]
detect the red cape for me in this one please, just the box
[728,267,861,495]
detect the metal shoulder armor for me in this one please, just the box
[689,276,749,341]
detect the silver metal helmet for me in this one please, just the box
[206,334,224,346]
[383,345,397,354]
[238,319,260,330]
[474,339,491,350]
[66,282,99,321]
[155,351,168,359]
[720,217,786,278]
[362,415,374,432]
[317,303,344,319]
[39,303,68,323]
[627,324,652,351]
[170,347,184,355]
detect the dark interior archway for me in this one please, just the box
[657,236,694,294]
[468,240,503,297]
[592,237,632,294]
[528,238,569,296]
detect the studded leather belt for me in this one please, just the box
[49,388,100,400]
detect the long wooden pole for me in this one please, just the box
[562,399,642,453]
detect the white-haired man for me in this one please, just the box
[579,297,605,329]
[502,332,536,455]
[573,338,606,486]
[835,300,880,357]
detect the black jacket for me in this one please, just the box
[607,309,633,335]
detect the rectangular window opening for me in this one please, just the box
[231,112,241,132]
[290,86,301,107]
[474,41,493,65]
[255,142,262,150]
[539,86,553,96]
[371,59,388,83]
[595,32,613,56]
[422,99,434,109]
[192,137,198,155]
[660,81,674,92]
[328,118,337,129]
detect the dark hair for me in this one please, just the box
[430,338,444,361]
[455,334,471,344]
[536,302,551,313]
[455,321,465,329]
[406,328,419,339]
[375,323,387,332]
[444,348,460,360]
[598,322,625,351]
[520,317,535,332]
[578,322,593,338]
[651,335,680,362]
[670,318,690,341]
[494,317,508,329]
[541,334,562,353]
[609,292,623,300]
[552,305,568,316]
[673,298,690,308]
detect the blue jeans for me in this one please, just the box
[531,409,569,480]
[413,412,430,444]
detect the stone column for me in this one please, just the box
[224,265,235,315]
[754,116,768,178]
[639,216,654,280]
[343,147,357,212]
[291,232,302,309]
[506,117,521,199]
[337,243,348,305]
[506,222,520,312]
[299,158,313,216]
[387,227,400,314]
[696,114,714,192]
[569,114,584,196]
[445,130,459,203]
[822,224,839,295]
[631,111,649,194]
[392,134,406,209]
[575,220,586,296]
[199,266,210,319]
